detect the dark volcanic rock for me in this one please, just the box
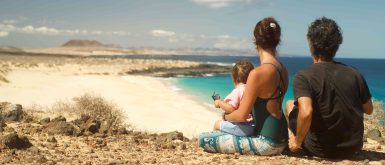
[156,131,188,143]
[43,120,80,136]
[52,116,66,122]
[72,114,102,134]
[0,132,32,149]
[0,120,6,132]
[117,127,130,135]
[39,117,51,125]
[86,120,101,134]
[126,64,231,77]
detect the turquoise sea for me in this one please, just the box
[174,56,385,106]
[104,55,385,105]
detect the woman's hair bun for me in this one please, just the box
[253,17,281,50]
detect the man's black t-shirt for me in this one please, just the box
[293,61,371,158]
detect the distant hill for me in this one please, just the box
[61,39,106,47]
[0,46,24,53]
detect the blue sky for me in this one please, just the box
[0,0,384,58]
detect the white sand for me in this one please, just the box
[0,70,219,138]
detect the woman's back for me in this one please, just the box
[251,61,289,142]
[252,62,288,118]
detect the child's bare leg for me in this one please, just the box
[213,120,222,131]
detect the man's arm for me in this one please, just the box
[362,99,373,115]
[289,97,313,152]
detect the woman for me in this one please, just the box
[199,17,289,155]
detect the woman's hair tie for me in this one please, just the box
[270,22,276,28]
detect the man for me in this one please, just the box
[286,17,373,158]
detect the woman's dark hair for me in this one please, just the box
[232,59,254,84]
[307,17,343,60]
[253,17,281,51]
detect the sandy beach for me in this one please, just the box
[0,54,222,138]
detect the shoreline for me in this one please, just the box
[0,53,223,138]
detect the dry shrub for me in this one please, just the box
[72,93,124,128]
[50,93,125,129]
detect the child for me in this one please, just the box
[213,59,255,136]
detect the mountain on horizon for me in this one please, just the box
[0,46,24,53]
[61,39,106,47]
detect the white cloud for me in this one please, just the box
[213,35,251,49]
[150,30,198,43]
[216,35,231,39]
[0,31,8,37]
[151,30,176,37]
[191,0,254,8]
[2,20,17,24]
[0,22,130,37]
[36,26,60,35]
[21,26,34,33]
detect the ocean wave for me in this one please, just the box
[170,85,182,91]
[204,73,214,77]
[207,62,233,66]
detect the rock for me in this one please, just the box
[87,120,101,134]
[39,117,51,125]
[366,129,384,144]
[107,160,119,165]
[156,131,187,144]
[1,156,12,164]
[29,146,40,154]
[73,114,90,126]
[43,120,81,136]
[47,136,57,143]
[0,132,33,149]
[80,114,91,122]
[117,127,129,135]
[47,160,57,165]
[1,104,25,122]
[180,143,187,150]
[52,116,66,122]
[367,129,382,139]
[234,153,240,159]
[35,155,48,164]
[0,120,6,132]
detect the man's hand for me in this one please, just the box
[214,100,221,108]
[288,136,302,152]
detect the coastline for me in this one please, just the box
[0,53,384,164]
[0,53,223,138]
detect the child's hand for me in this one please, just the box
[214,100,221,108]
[246,115,253,122]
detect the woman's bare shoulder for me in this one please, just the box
[251,64,275,76]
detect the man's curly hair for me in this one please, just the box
[307,17,343,60]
